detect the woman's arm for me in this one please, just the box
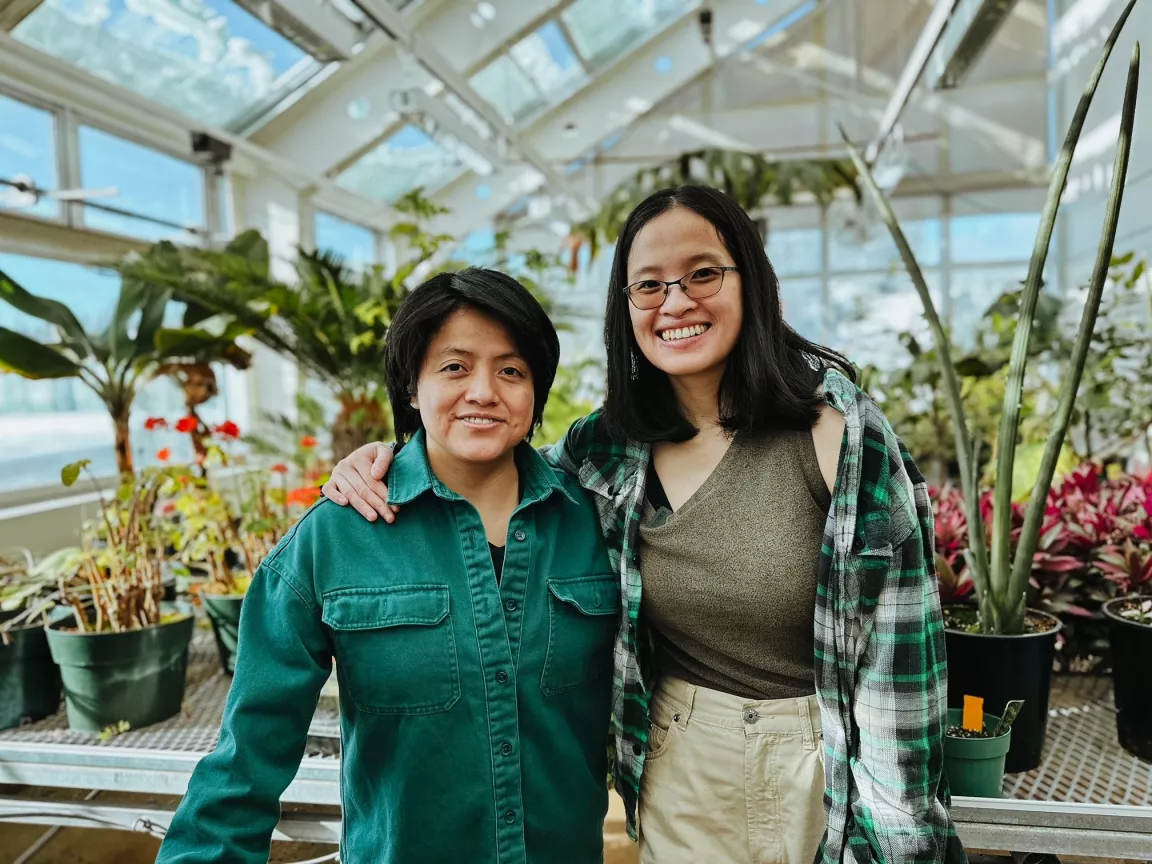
[322,442,398,522]
[846,460,961,864]
[156,562,332,863]
[322,414,596,521]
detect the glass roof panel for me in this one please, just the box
[0,94,59,221]
[510,21,587,101]
[469,54,544,124]
[336,125,463,204]
[13,0,317,129]
[562,0,697,69]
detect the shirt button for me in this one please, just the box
[495,671,509,685]
[505,599,517,612]
[504,810,516,824]
[513,529,526,542]
[501,742,513,756]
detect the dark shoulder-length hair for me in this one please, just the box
[602,184,855,443]
[385,267,560,445]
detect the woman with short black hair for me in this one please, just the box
[324,187,967,864]
[159,268,617,864]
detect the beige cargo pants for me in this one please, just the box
[638,676,828,864]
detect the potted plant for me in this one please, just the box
[843,0,1141,772]
[943,699,1021,798]
[0,548,75,729]
[1099,536,1152,761]
[166,422,320,673]
[45,460,195,733]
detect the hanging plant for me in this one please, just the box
[567,148,860,261]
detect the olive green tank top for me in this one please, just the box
[639,428,831,700]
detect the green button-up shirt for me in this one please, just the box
[158,431,618,864]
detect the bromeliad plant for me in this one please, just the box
[932,465,1152,666]
[844,2,1141,635]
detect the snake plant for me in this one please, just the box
[842,0,1141,634]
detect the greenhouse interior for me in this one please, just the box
[1,0,1151,862]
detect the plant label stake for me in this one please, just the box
[963,694,985,732]
[993,700,1025,738]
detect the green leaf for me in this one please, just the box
[1111,251,1135,266]
[0,269,91,353]
[61,459,92,487]
[0,327,84,379]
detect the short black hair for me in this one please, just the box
[385,267,560,444]
[602,184,855,443]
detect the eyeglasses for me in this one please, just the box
[624,266,738,310]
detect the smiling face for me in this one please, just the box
[413,307,535,469]
[626,206,744,384]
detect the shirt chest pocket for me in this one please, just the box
[322,585,460,715]
[541,574,619,696]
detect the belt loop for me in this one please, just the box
[798,696,817,750]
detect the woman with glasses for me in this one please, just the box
[322,186,966,864]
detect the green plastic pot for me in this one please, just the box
[202,593,244,674]
[45,613,194,733]
[943,709,1011,798]
[1,615,62,729]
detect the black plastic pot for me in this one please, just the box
[0,612,62,729]
[202,594,244,674]
[1103,598,1152,763]
[944,608,1062,773]
[45,613,194,733]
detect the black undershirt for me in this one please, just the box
[489,542,506,584]
[647,460,672,511]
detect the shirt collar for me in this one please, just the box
[388,428,579,508]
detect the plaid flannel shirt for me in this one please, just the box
[544,368,966,864]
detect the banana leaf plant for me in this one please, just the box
[569,149,860,260]
[0,268,253,476]
[123,190,468,460]
[842,0,1141,635]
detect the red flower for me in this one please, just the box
[161,502,176,515]
[156,448,172,462]
[299,435,318,449]
[286,486,321,508]
[214,421,240,439]
[144,417,168,431]
[175,416,199,434]
[270,463,290,475]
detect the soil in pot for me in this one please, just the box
[943,607,1061,773]
[943,709,1011,798]
[1104,598,1152,763]
[45,613,195,733]
[202,593,244,674]
[1,613,62,729]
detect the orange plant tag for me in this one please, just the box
[962,695,984,732]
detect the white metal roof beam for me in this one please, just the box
[429,0,816,237]
[352,0,594,214]
[0,0,41,31]
[865,0,963,162]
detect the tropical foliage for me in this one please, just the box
[0,267,251,475]
[844,0,1141,635]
